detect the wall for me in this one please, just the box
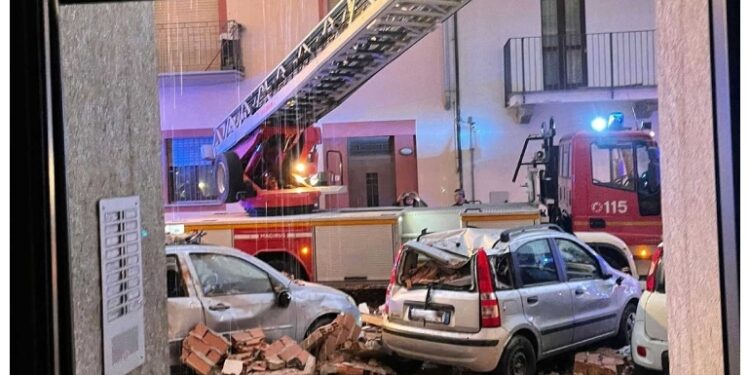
[58,2,168,373]
[322,0,658,206]
[656,0,725,373]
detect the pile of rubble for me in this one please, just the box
[401,260,468,288]
[301,314,393,375]
[573,347,634,375]
[180,313,392,375]
[180,323,314,375]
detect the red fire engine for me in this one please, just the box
[514,113,662,275]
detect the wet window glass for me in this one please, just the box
[516,239,559,286]
[556,239,599,280]
[591,143,636,191]
[190,254,272,296]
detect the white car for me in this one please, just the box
[574,232,638,278]
[631,243,668,373]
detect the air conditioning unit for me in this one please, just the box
[508,105,534,124]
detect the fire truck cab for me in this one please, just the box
[516,113,662,278]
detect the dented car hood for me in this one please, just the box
[404,228,506,267]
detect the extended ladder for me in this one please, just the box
[212,0,472,154]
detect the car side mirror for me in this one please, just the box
[277,290,292,308]
[615,276,624,286]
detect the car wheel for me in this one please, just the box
[496,336,536,375]
[615,302,637,347]
[304,315,336,338]
[633,364,658,375]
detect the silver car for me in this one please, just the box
[166,245,360,366]
[383,226,641,374]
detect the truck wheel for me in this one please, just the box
[215,152,244,203]
[496,336,536,375]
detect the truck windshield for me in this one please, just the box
[591,143,636,191]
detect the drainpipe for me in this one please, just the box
[468,116,476,201]
[444,14,464,190]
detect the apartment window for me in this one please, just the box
[541,0,587,89]
[166,137,218,203]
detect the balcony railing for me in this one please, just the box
[503,30,656,105]
[155,20,243,74]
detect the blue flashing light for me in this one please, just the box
[591,117,607,132]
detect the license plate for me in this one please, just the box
[409,307,450,325]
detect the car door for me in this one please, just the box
[555,238,620,342]
[166,254,204,365]
[186,252,295,340]
[513,239,574,354]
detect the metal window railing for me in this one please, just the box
[155,20,243,74]
[503,30,656,105]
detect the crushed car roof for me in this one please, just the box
[406,228,510,258]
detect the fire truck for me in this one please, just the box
[513,113,662,277]
[165,205,541,286]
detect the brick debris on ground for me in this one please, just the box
[178,313,392,375]
[176,305,636,375]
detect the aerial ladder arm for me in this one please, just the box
[212,0,474,155]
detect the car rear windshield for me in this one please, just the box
[398,249,473,291]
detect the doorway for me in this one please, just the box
[541,0,587,90]
[347,136,396,207]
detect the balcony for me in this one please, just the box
[155,20,244,84]
[503,30,657,108]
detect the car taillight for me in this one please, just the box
[645,247,663,292]
[476,249,501,328]
[384,246,404,314]
[636,345,647,357]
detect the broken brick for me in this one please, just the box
[221,359,244,375]
[181,350,216,375]
[267,355,285,370]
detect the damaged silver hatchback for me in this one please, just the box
[166,244,360,366]
[383,225,641,374]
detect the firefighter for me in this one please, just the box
[452,188,466,206]
[397,191,427,207]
